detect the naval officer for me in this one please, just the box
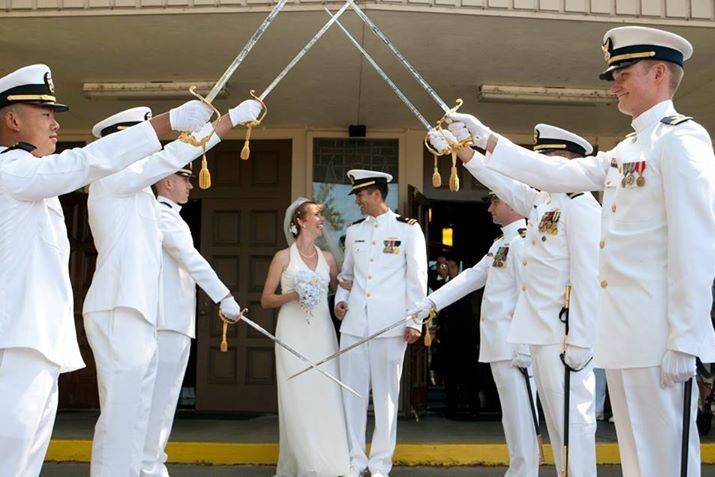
[443,26,715,476]
[0,63,212,477]
[334,169,427,477]
[83,100,260,476]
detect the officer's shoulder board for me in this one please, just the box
[660,114,693,126]
[1,141,36,154]
[518,228,527,238]
[350,218,366,226]
[493,234,503,243]
[396,215,418,226]
[567,192,584,200]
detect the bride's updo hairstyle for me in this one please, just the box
[289,200,322,238]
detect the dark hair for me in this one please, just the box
[363,183,388,200]
[290,201,322,238]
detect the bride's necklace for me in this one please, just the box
[297,245,317,259]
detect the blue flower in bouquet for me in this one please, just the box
[294,269,328,323]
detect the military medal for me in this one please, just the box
[382,238,401,255]
[626,174,634,186]
[492,246,509,267]
[634,161,646,187]
[538,210,561,235]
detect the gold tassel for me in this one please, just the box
[198,149,211,189]
[423,308,436,347]
[220,321,228,352]
[240,124,253,160]
[449,151,460,192]
[431,155,442,188]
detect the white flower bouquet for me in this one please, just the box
[294,269,327,323]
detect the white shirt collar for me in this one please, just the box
[157,195,181,212]
[367,209,396,223]
[631,99,676,134]
[501,218,526,241]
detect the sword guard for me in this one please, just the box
[218,308,246,353]
[240,90,268,161]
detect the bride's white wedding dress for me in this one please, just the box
[274,243,350,477]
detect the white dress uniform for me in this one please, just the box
[0,65,163,477]
[429,218,540,477]
[140,194,230,477]
[485,27,715,477]
[335,170,427,476]
[82,108,221,477]
[464,125,602,477]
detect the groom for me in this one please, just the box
[334,169,428,477]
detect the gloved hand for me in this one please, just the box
[661,350,696,387]
[512,347,532,369]
[169,100,214,133]
[447,121,471,143]
[408,297,435,323]
[446,112,492,149]
[563,344,593,370]
[229,99,263,127]
[427,128,457,155]
[219,296,242,323]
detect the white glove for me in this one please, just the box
[229,99,263,127]
[512,347,532,369]
[169,100,214,133]
[661,350,696,387]
[408,297,435,323]
[427,128,457,155]
[447,121,471,142]
[446,112,492,149]
[563,344,593,370]
[219,296,242,323]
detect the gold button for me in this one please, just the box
[374,224,378,228]
[372,240,376,245]
[368,275,372,280]
[532,240,536,246]
[521,285,526,292]
[522,260,527,266]
[370,258,374,262]
[599,240,605,249]
[367,293,371,298]
[611,204,616,213]
[600,280,608,288]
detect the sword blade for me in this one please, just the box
[259,2,351,101]
[288,312,417,380]
[682,377,693,477]
[519,367,544,465]
[345,0,449,113]
[240,314,360,397]
[206,0,291,103]
[326,7,432,131]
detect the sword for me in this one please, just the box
[518,366,545,465]
[559,285,572,477]
[238,1,351,161]
[325,7,467,192]
[179,0,290,187]
[288,307,434,381]
[682,377,693,477]
[222,309,361,398]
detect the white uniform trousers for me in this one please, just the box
[85,307,159,477]
[531,344,596,477]
[490,360,540,477]
[606,367,700,477]
[0,348,60,477]
[141,331,191,477]
[339,334,407,475]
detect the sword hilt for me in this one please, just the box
[240,90,268,161]
[424,99,472,193]
[178,85,223,189]
[218,308,247,353]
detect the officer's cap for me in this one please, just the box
[347,169,393,195]
[533,124,593,157]
[600,26,692,81]
[0,64,68,112]
[175,161,195,179]
[92,106,152,138]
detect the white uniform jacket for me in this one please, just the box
[157,196,230,338]
[0,122,162,372]
[429,219,528,362]
[336,210,427,338]
[464,154,602,349]
[83,124,221,325]
[485,100,715,368]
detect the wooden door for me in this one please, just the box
[399,185,431,418]
[195,139,292,413]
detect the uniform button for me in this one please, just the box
[366,293,371,298]
[521,285,526,292]
[522,260,527,266]
[374,224,378,228]
[372,240,376,245]
[370,258,374,262]
[611,204,616,213]
[600,280,608,288]
[599,240,605,249]
[541,236,546,242]
[532,240,536,246]
[368,275,372,280]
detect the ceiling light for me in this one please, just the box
[478,84,614,105]
[82,81,227,99]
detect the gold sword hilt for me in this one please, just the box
[218,308,248,352]
[240,90,268,161]
[423,99,472,192]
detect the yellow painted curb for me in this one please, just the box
[45,440,715,466]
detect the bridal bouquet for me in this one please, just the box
[294,269,327,323]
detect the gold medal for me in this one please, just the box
[621,177,627,187]
[636,175,645,187]
[626,174,634,186]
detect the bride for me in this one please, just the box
[260,197,350,477]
